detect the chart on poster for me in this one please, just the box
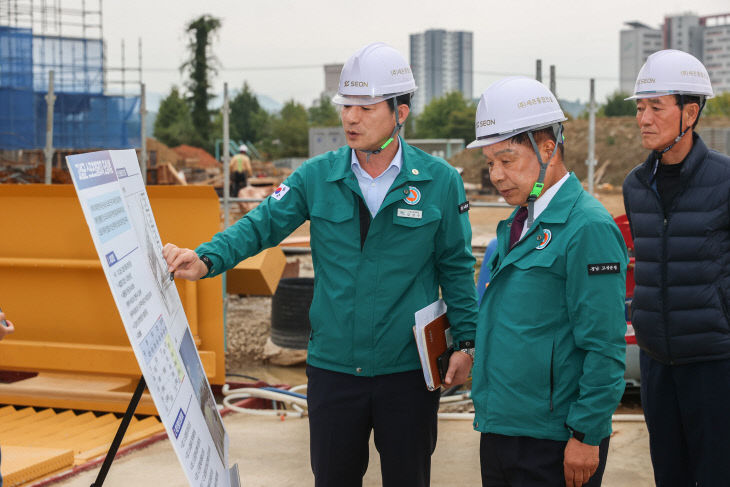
[67,149,240,487]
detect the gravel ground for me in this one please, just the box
[225,255,314,372]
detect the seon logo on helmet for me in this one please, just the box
[332,42,417,107]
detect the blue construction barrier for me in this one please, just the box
[0,26,139,150]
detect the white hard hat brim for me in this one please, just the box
[466,132,516,149]
[466,120,567,150]
[625,91,713,101]
[332,87,416,106]
[331,93,393,106]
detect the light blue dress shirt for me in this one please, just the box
[350,140,403,217]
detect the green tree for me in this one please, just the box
[308,94,340,127]
[230,82,269,144]
[414,92,477,142]
[705,92,730,116]
[181,14,221,149]
[270,100,309,158]
[153,86,195,147]
[598,91,635,117]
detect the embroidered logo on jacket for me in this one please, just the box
[535,229,552,250]
[403,186,421,205]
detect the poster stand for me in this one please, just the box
[87,377,241,487]
[90,376,146,487]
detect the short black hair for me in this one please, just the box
[509,126,565,160]
[673,94,703,129]
[387,93,411,112]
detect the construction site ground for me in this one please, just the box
[53,398,652,486]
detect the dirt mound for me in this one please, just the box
[451,116,730,187]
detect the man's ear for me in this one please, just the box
[684,103,700,128]
[541,138,557,163]
[397,103,410,125]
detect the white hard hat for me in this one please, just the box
[332,42,417,106]
[467,76,566,149]
[239,144,248,152]
[626,49,714,101]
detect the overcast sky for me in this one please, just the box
[99,0,729,109]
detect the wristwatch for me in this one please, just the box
[457,340,475,359]
[199,255,214,276]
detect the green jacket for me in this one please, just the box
[472,174,627,446]
[197,140,477,376]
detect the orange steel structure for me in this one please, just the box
[0,184,225,415]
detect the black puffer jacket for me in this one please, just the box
[623,134,730,365]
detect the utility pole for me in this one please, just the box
[536,59,542,83]
[44,70,56,185]
[140,82,147,184]
[549,65,556,98]
[222,82,231,229]
[139,38,147,184]
[586,78,597,194]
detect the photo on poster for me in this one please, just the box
[179,328,226,464]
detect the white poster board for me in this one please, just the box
[66,149,240,487]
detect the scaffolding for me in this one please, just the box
[0,0,141,151]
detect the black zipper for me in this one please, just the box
[549,341,555,412]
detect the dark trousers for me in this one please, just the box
[640,350,730,486]
[480,433,610,487]
[231,171,247,197]
[306,365,440,487]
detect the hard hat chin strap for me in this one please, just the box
[358,97,401,164]
[525,124,563,228]
[654,95,706,162]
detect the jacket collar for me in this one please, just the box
[635,133,709,186]
[327,138,434,207]
[494,173,582,271]
[327,137,433,184]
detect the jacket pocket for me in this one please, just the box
[511,251,558,270]
[310,202,354,223]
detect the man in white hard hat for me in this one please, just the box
[469,77,627,487]
[623,49,730,485]
[163,42,477,486]
[229,144,252,196]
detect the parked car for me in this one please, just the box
[615,215,640,388]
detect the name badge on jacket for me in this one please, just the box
[397,208,422,219]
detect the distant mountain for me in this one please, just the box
[256,94,283,114]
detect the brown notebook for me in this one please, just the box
[413,300,453,391]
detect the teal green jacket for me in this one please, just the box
[472,174,627,446]
[196,140,477,377]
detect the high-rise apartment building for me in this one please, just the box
[620,13,730,95]
[620,22,663,93]
[409,29,473,115]
[702,14,730,94]
[663,13,703,57]
[323,63,343,99]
